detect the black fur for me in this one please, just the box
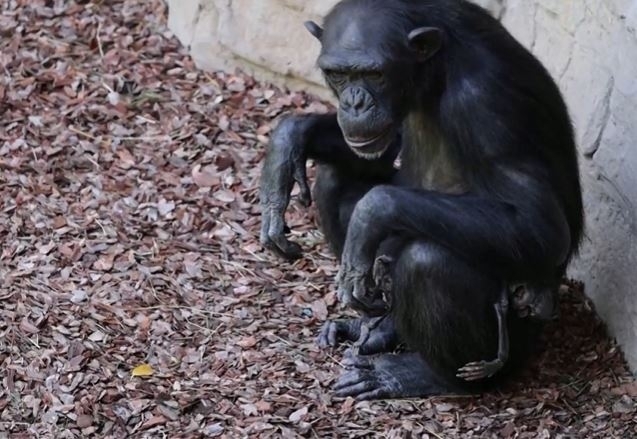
[260,0,583,399]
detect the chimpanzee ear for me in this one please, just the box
[408,27,443,61]
[304,21,323,41]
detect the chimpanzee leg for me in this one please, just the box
[314,164,400,353]
[314,164,382,258]
[335,241,526,400]
[316,239,404,354]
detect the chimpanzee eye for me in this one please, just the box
[366,71,384,81]
[324,69,347,84]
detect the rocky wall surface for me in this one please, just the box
[167,0,637,372]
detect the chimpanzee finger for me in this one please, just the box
[342,351,374,369]
[334,373,377,397]
[267,211,303,259]
[315,323,327,347]
[456,362,488,381]
[334,369,370,389]
[259,207,272,247]
[267,238,303,260]
[336,283,351,306]
[316,321,338,348]
[352,277,368,304]
[457,362,487,372]
[328,322,340,347]
[293,163,312,207]
[354,388,387,401]
[357,332,393,355]
[261,203,298,257]
[350,296,388,317]
[456,370,487,381]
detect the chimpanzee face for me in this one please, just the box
[305,13,441,159]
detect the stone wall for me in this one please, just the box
[167,0,637,372]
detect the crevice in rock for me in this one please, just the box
[526,3,539,52]
[496,0,507,20]
[187,1,204,48]
[597,172,637,235]
[558,49,573,82]
[584,76,615,160]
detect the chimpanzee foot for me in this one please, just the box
[316,318,362,348]
[456,359,504,381]
[351,314,398,355]
[317,315,399,355]
[334,352,453,400]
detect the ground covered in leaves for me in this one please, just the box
[1,1,636,438]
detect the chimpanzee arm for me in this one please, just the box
[260,113,399,259]
[286,114,400,176]
[456,286,510,381]
[336,167,572,307]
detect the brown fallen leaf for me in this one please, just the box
[240,403,258,416]
[237,336,258,348]
[255,400,272,413]
[76,414,93,428]
[215,153,235,171]
[213,189,235,203]
[289,406,309,423]
[339,398,355,416]
[500,422,516,438]
[611,382,637,397]
[310,299,328,321]
[157,404,180,421]
[93,253,115,271]
[117,148,136,169]
[192,164,220,188]
[141,415,166,430]
[20,318,40,334]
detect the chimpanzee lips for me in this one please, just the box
[344,126,395,159]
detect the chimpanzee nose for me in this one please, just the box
[341,87,373,116]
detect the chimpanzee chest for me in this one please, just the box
[400,112,467,194]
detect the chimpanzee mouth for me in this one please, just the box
[344,127,395,159]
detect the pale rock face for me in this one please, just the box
[167,0,637,373]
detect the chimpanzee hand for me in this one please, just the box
[335,258,371,309]
[336,253,393,313]
[260,116,313,259]
[336,187,390,309]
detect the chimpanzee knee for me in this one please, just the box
[390,241,502,383]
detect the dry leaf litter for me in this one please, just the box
[0,1,635,438]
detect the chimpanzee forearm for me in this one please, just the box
[260,113,398,259]
[277,113,399,179]
[457,286,509,381]
[494,290,510,363]
[336,182,571,304]
[357,187,568,275]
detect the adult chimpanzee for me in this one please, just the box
[260,0,583,400]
